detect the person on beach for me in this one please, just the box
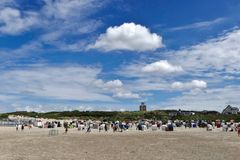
[86,125,91,133]
[104,123,108,132]
[16,124,18,131]
[63,122,68,134]
[237,124,240,137]
[21,124,24,131]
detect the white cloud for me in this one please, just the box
[113,90,140,99]
[88,22,164,52]
[40,0,105,35]
[171,80,207,90]
[162,85,240,111]
[0,94,17,101]
[0,0,15,6]
[104,79,140,99]
[104,80,123,88]
[223,75,236,80]
[10,104,93,113]
[115,28,240,103]
[169,28,240,75]
[0,7,39,35]
[0,0,105,51]
[0,66,141,111]
[115,61,184,93]
[0,65,114,102]
[114,28,240,109]
[7,103,138,113]
[117,61,184,80]
[36,0,106,51]
[0,42,42,67]
[169,18,226,31]
[125,79,169,92]
[116,29,239,88]
[142,60,183,73]
[42,0,102,20]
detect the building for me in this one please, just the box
[169,109,195,116]
[139,102,147,111]
[222,105,239,115]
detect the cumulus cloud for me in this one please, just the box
[171,80,207,90]
[104,79,140,99]
[88,22,164,52]
[104,79,123,88]
[142,60,183,73]
[117,61,184,80]
[0,7,39,35]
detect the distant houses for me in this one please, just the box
[169,109,195,117]
[168,105,240,116]
[222,105,239,115]
[138,104,239,115]
[168,109,221,117]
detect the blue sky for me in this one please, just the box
[0,0,240,112]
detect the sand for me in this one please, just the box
[0,127,239,160]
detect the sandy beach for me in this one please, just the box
[0,127,239,160]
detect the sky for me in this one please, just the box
[0,0,240,112]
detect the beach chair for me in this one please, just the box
[49,129,59,136]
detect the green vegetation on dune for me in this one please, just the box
[0,110,240,122]
[173,113,240,122]
[0,113,8,119]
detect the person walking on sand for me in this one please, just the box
[63,122,68,134]
[86,124,91,133]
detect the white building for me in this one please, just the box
[222,105,239,115]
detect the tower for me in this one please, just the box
[139,102,147,111]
